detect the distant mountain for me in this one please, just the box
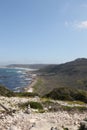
[34,58,87,96]
[7,64,49,70]
[38,58,87,74]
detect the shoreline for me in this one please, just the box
[24,73,37,93]
[0,67,37,93]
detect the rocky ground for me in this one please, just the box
[0,96,87,130]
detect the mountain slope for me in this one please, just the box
[0,85,14,96]
[34,58,87,96]
[43,87,87,103]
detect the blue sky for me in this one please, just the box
[0,0,87,64]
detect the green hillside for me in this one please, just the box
[0,85,14,97]
[43,87,87,103]
[34,58,87,96]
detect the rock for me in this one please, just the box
[8,125,21,130]
[50,127,54,130]
[50,127,59,130]
[44,107,48,111]
[55,127,59,130]
[84,118,87,122]
[25,104,31,114]
[0,96,87,130]
[79,121,87,130]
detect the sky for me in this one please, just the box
[0,0,87,64]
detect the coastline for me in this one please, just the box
[0,67,37,92]
[24,73,37,93]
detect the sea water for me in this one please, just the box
[0,68,32,92]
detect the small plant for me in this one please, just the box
[62,105,87,111]
[30,101,43,110]
[19,101,43,110]
[62,126,69,130]
[67,101,85,105]
[63,128,69,130]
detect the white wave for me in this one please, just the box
[25,78,32,81]
[17,71,22,73]
[13,67,37,71]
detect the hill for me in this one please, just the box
[0,85,14,96]
[33,58,87,96]
[43,87,87,103]
[7,64,49,70]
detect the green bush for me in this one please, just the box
[44,87,87,103]
[30,101,43,109]
[0,85,15,97]
[19,101,43,110]
[63,128,69,130]
[15,92,38,97]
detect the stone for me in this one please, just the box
[8,125,21,130]
[50,127,59,130]
[25,104,31,114]
[79,121,87,130]
[50,127,54,130]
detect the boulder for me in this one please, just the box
[79,120,87,130]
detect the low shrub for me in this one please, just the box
[43,87,87,103]
[62,106,87,112]
[19,101,43,110]
[0,85,15,97]
[15,92,38,97]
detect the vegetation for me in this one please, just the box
[0,83,39,97]
[67,101,85,105]
[43,87,87,103]
[33,78,46,95]
[33,58,87,96]
[19,101,43,110]
[62,106,87,112]
[1,58,87,104]
[0,85,15,97]
[15,92,38,97]
[63,128,69,130]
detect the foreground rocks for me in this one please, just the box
[0,96,87,130]
[79,118,87,130]
[0,111,87,130]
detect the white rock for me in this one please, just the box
[8,125,21,130]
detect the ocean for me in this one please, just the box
[0,68,33,92]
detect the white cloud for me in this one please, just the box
[76,21,87,29]
[65,20,87,30]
